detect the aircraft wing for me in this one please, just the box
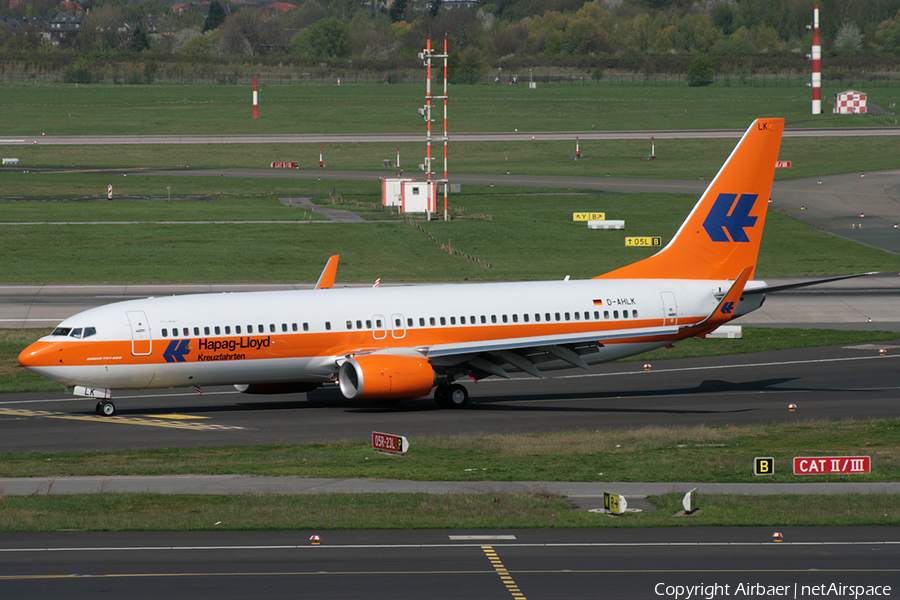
[420,324,679,379]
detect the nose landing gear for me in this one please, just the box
[95,400,116,417]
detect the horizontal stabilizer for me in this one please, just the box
[745,272,877,295]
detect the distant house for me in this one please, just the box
[47,11,82,45]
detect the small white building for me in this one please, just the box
[833,89,867,114]
[401,181,437,214]
[381,177,413,207]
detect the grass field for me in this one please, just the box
[2,84,897,137]
[1,419,898,531]
[4,135,900,179]
[2,420,897,482]
[1,186,898,283]
[0,492,897,531]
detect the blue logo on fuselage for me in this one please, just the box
[163,339,191,362]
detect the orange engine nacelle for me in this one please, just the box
[338,354,435,400]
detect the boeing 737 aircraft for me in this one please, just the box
[18,118,866,415]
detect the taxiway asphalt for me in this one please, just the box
[1,528,897,600]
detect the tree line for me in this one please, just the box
[2,0,900,77]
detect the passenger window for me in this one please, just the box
[325,322,331,330]
[440,317,446,326]
[565,313,570,321]
[225,326,231,334]
[555,313,560,321]
[376,319,383,328]
[535,314,541,322]
[407,318,413,327]
[419,318,425,326]
[622,311,628,319]
[161,328,168,338]
[269,324,276,333]
[430,317,436,326]
[460,316,466,324]
[366,320,372,329]
[282,323,288,332]
[357,320,363,329]
[633,310,639,318]
[183,328,189,336]
[523,314,528,322]
[594,311,600,319]
[193,327,200,336]
[545,313,551,321]
[346,321,353,330]
[491,315,497,323]
[574,312,580,320]
[303,323,309,331]
[204,327,210,335]
[395,318,402,327]
[481,316,486,324]
[614,310,619,318]
[512,314,518,323]
[292,323,298,332]
[470,315,475,323]
[215,326,221,335]
[450,317,456,325]
[236,325,242,334]
[502,315,508,323]
[256,324,262,333]
[604,311,609,319]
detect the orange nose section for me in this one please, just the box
[18,341,60,369]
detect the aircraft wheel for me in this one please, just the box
[433,384,450,408]
[445,384,469,408]
[98,401,116,417]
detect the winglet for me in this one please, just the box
[315,255,340,290]
[686,267,753,332]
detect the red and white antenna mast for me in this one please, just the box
[811,4,821,115]
[419,36,450,221]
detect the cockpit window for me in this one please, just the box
[51,326,96,339]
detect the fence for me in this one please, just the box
[2,71,899,88]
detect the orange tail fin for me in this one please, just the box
[596,118,784,281]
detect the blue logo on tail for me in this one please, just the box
[703,193,758,243]
[163,339,191,363]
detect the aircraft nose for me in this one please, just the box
[18,341,59,370]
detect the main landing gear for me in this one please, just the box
[95,400,116,417]
[434,383,469,409]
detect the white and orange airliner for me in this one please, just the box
[18,118,866,415]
